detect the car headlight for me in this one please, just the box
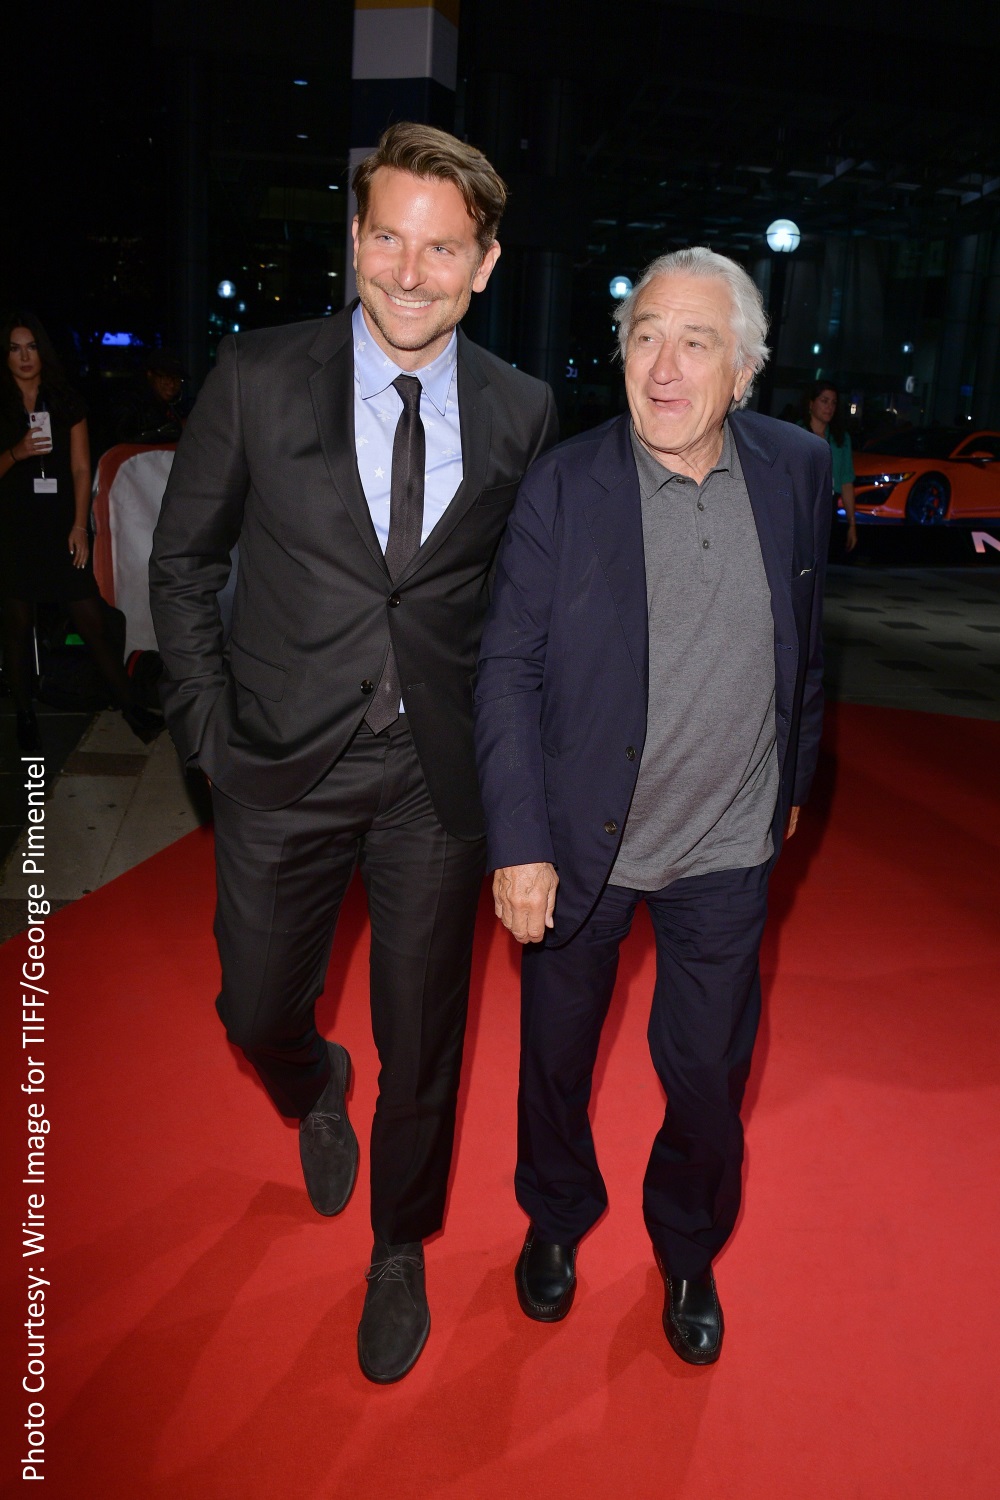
[856,472,915,487]
[854,471,914,506]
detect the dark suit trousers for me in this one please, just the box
[515,862,770,1279]
[211,718,486,1245]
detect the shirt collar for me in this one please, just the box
[712,419,734,475]
[629,417,734,492]
[352,303,457,416]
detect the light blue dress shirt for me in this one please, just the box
[352,303,463,552]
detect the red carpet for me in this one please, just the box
[2,702,999,1499]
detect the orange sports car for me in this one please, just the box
[852,428,1000,525]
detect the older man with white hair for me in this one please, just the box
[474,247,830,1363]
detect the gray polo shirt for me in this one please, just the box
[609,420,778,891]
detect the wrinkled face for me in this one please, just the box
[352,167,500,369]
[149,370,182,404]
[809,387,837,426]
[8,327,42,383]
[623,273,752,477]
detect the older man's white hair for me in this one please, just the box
[613,247,770,408]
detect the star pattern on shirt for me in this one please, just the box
[374,466,385,479]
[355,340,367,354]
[357,435,369,447]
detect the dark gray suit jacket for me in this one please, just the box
[149,303,558,836]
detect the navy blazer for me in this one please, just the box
[474,409,831,945]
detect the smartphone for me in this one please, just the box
[29,411,53,451]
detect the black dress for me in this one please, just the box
[0,386,99,603]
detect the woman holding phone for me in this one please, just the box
[0,311,160,751]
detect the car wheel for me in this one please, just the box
[905,471,951,524]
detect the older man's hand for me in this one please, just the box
[493,862,559,944]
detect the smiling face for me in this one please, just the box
[352,167,501,371]
[623,273,753,481]
[7,327,42,386]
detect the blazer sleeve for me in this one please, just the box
[148,336,248,767]
[792,444,832,806]
[474,462,560,871]
[534,385,560,463]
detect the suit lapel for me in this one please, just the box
[585,417,649,691]
[308,309,389,575]
[395,330,492,584]
[730,410,795,638]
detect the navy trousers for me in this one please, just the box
[211,717,486,1245]
[515,861,770,1279]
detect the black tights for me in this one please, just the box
[2,596,135,713]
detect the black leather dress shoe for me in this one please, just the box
[656,1251,723,1365]
[358,1241,430,1383]
[515,1228,577,1322]
[298,1041,359,1216]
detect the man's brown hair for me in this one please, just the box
[352,122,507,254]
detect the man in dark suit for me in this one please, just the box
[149,123,557,1384]
[475,247,829,1364]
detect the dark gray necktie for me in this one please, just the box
[364,374,425,733]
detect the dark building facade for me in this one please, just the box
[8,0,1000,440]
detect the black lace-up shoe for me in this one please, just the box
[515,1228,578,1322]
[655,1251,724,1365]
[357,1241,430,1383]
[298,1042,359,1216]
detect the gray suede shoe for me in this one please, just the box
[357,1241,430,1384]
[298,1042,359,1216]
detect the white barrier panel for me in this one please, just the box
[92,443,238,656]
[92,444,175,655]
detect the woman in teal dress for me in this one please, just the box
[800,381,857,553]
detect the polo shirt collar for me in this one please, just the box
[712,418,734,475]
[629,417,735,492]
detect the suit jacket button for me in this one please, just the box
[360,680,374,695]
[625,746,636,760]
[604,820,618,834]
[387,592,401,607]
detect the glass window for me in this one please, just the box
[862,429,962,459]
